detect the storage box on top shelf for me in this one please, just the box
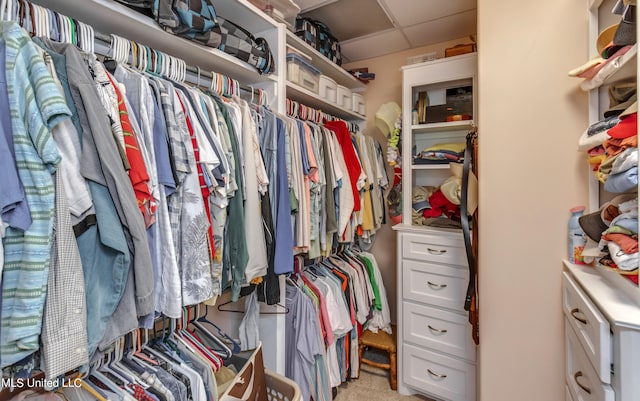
[352,93,365,116]
[287,53,321,93]
[319,75,337,102]
[336,85,352,110]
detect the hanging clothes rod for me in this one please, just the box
[93,29,259,98]
[286,98,360,132]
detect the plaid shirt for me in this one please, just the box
[40,173,89,379]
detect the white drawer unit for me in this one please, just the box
[403,344,475,401]
[395,225,476,400]
[402,232,467,266]
[403,259,468,310]
[562,272,612,383]
[565,319,614,401]
[563,263,640,401]
[403,301,476,361]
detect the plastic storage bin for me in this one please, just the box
[287,53,321,93]
[265,369,302,401]
[319,75,337,103]
[352,92,365,115]
[336,85,352,110]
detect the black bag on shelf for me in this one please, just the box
[295,17,342,66]
[214,17,275,75]
[112,0,221,48]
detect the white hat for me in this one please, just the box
[375,102,401,136]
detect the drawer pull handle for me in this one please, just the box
[427,369,447,379]
[570,308,588,325]
[428,325,448,334]
[427,281,447,289]
[427,248,447,255]
[573,371,591,395]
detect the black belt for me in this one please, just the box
[461,130,476,312]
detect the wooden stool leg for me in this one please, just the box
[358,344,366,378]
[389,351,397,390]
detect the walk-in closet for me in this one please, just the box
[1,1,639,401]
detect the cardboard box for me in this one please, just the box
[445,43,476,58]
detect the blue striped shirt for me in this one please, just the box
[0,22,71,368]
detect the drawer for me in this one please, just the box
[562,272,612,383]
[403,343,475,401]
[565,319,614,401]
[403,259,468,311]
[403,301,476,361]
[402,232,467,266]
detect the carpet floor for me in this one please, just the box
[333,365,435,401]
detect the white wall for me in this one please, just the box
[477,0,589,400]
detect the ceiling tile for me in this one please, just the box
[402,9,477,48]
[380,0,476,28]
[340,29,410,62]
[300,0,394,41]
[295,0,338,12]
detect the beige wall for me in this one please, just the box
[477,0,588,399]
[344,37,476,324]
[348,0,590,399]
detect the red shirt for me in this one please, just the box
[106,73,156,227]
[325,120,362,212]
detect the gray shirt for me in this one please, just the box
[39,39,155,316]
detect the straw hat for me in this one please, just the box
[375,102,401,136]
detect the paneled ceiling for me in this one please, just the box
[296,0,477,63]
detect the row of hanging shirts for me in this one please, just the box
[2,2,390,394]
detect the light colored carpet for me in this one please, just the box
[333,365,435,401]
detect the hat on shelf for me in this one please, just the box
[578,193,637,241]
[375,102,401,137]
[568,23,631,77]
[604,82,636,118]
[613,3,636,47]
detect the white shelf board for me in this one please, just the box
[286,82,365,121]
[392,223,464,237]
[286,30,365,91]
[36,0,278,85]
[564,262,640,330]
[602,49,637,86]
[411,120,475,134]
[411,163,453,170]
[214,0,279,35]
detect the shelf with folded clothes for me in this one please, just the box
[411,119,476,134]
[569,0,640,304]
[30,0,281,85]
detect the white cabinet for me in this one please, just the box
[563,264,640,401]
[399,53,477,227]
[394,226,476,401]
[394,53,477,401]
[563,0,640,399]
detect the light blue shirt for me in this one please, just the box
[0,22,71,368]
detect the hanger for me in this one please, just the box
[260,302,289,315]
[89,358,127,397]
[196,305,240,355]
[101,340,136,387]
[131,328,159,367]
